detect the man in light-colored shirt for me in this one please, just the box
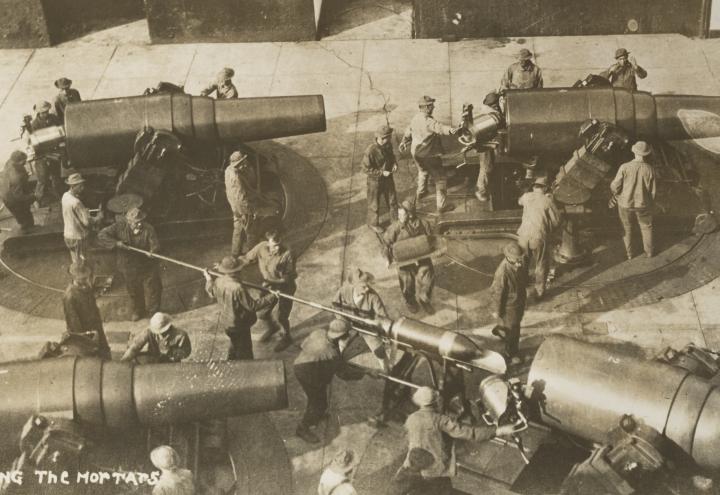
[225,150,260,257]
[62,173,102,264]
[501,49,543,91]
[201,67,238,99]
[600,48,647,91]
[400,96,460,213]
[610,141,657,259]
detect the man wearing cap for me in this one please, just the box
[517,176,562,299]
[490,241,529,365]
[400,96,460,214]
[387,448,436,495]
[120,312,191,363]
[383,200,435,314]
[294,319,353,444]
[62,173,103,264]
[601,48,647,91]
[240,229,297,352]
[53,77,81,122]
[201,67,238,99]
[203,257,278,360]
[318,449,358,495]
[225,150,261,257]
[31,100,63,204]
[610,141,657,259]
[62,262,111,360]
[149,445,195,495]
[363,124,399,233]
[500,49,543,91]
[404,386,516,492]
[473,91,505,202]
[98,207,161,321]
[0,150,36,233]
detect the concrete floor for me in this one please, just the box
[2,22,720,494]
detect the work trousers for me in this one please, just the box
[518,236,550,296]
[231,212,257,258]
[423,477,454,495]
[34,158,62,206]
[225,320,255,361]
[475,149,495,197]
[64,237,90,264]
[379,352,418,418]
[500,307,524,358]
[257,280,296,336]
[618,207,654,257]
[398,259,434,305]
[367,176,398,227]
[4,200,34,232]
[124,264,162,317]
[414,156,447,211]
[294,362,333,427]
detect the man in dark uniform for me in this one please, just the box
[501,49,543,90]
[203,256,277,360]
[201,67,238,99]
[30,100,63,204]
[98,207,162,321]
[601,48,647,91]
[490,241,529,365]
[0,150,36,233]
[62,262,111,360]
[294,319,352,444]
[383,200,435,314]
[473,91,504,202]
[120,312,191,363]
[241,229,297,352]
[363,124,399,233]
[53,77,81,122]
[225,150,261,257]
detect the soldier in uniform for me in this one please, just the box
[473,91,504,202]
[201,67,238,99]
[121,312,191,363]
[363,124,399,233]
[30,100,63,204]
[225,150,261,257]
[601,48,647,91]
[400,96,460,214]
[149,445,195,495]
[383,200,435,314]
[0,150,36,233]
[98,207,162,321]
[53,77,81,122]
[500,49,543,90]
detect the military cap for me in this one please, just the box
[229,150,248,164]
[517,49,533,60]
[349,267,375,285]
[65,173,85,185]
[149,312,173,335]
[34,100,52,112]
[150,445,180,470]
[631,141,651,156]
[54,77,72,89]
[615,48,630,59]
[125,207,147,223]
[375,124,394,138]
[412,386,438,407]
[216,255,246,274]
[107,193,143,215]
[218,67,235,80]
[9,150,27,165]
[503,241,524,262]
[533,175,548,187]
[483,91,500,106]
[418,95,436,107]
[327,318,351,339]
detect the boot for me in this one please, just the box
[273,333,293,352]
[295,425,320,444]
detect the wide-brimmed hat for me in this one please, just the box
[412,386,438,407]
[150,445,180,470]
[328,318,351,339]
[329,449,355,475]
[65,173,85,185]
[218,67,235,80]
[400,199,416,214]
[216,256,246,274]
[533,175,548,187]
[615,48,629,59]
[375,124,394,138]
[68,262,92,279]
[149,312,172,334]
[107,193,144,215]
[418,95,435,107]
[229,151,248,165]
[517,49,533,60]
[407,448,435,470]
[54,77,72,89]
[348,267,375,285]
[34,100,52,112]
[125,207,147,223]
[503,241,524,263]
[631,141,651,156]
[8,150,27,165]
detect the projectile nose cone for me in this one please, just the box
[439,332,507,374]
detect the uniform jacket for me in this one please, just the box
[383,217,433,263]
[0,161,34,205]
[491,258,529,316]
[225,164,259,215]
[333,284,387,319]
[517,190,562,244]
[610,159,656,209]
[501,62,543,90]
[98,220,160,273]
[30,113,61,131]
[152,468,195,495]
[205,275,275,327]
[404,407,495,478]
[124,325,191,363]
[362,141,397,178]
[243,241,296,285]
[403,112,454,158]
[54,88,81,121]
[601,62,647,91]
[62,283,110,354]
